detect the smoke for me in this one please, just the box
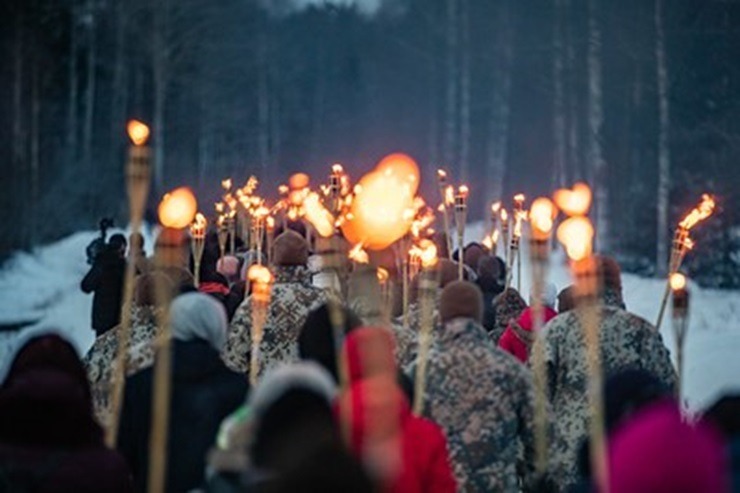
[259,0,401,18]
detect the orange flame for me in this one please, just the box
[332,164,344,174]
[670,272,687,291]
[158,187,198,229]
[266,216,275,230]
[437,169,447,181]
[513,193,525,208]
[377,267,389,284]
[221,178,233,191]
[409,239,438,269]
[501,208,509,223]
[304,192,335,238]
[349,243,370,264]
[557,216,594,261]
[530,197,557,239]
[248,264,273,285]
[491,201,501,214]
[554,182,592,216]
[190,212,207,239]
[289,173,310,190]
[679,194,715,230]
[127,120,150,146]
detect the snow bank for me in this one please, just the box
[0,223,738,411]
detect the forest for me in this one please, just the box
[1,0,739,287]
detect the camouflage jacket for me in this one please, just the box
[83,306,158,428]
[222,265,330,376]
[351,297,418,369]
[416,318,537,492]
[534,291,677,490]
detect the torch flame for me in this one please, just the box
[554,182,592,216]
[482,235,493,250]
[556,216,594,262]
[514,193,525,205]
[530,197,557,238]
[158,187,198,229]
[377,267,389,284]
[679,194,715,230]
[127,120,150,146]
[221,178,233,191]
[349,243,369,264]
[266,216,275,230]
[410,239,438,269]
[190,212,207,238]
[303,192,335,238]
[332,164,344,174]
[459,185,469,198]
[444,186,455,206]
[491,201,501,214]
[437,169,447,180]
[670,272,687,291]
[501,208,509,223]
[248,264,273,285]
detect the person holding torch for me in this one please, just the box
[533,183,677,492]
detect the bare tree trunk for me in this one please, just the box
[587,0,609,251]
[270,50,281,179]
[443,0,459,170]
[257,28,270,176]
[67,1,78,165]
[564,0,581,181]
[83,0,97,205]
[153,0,169,194]
[485,0,513,204]
[111,0,128,163]
[655,0,671,275]
[13,9,25,173]
[31,48,41,244]
[552,0,567,189]
[459,0,471,181]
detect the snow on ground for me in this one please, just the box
[0,223,738,412]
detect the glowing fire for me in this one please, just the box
[670,272,687,291]
[289,172,310,190]
[554,182,592,217]
[514,194,525,207]
[127,120,150,146]
[556,216,594,262]
[190,212,207,239]
[332,164,344,174]
[349,243,369,264]
[376,153,420,195]
[530,197,557,239]
[221,178,233,191]
[409,239,438,269]
[679,194,715,230]
[377,267,389,284]
[501,208,509,223]
[248,264,273,285]
[491,201,501,214]
[266,216,275,230]
[158,187,198,229]
[444,186,455,207]
[437,169,447,181]
[303,192,335,238]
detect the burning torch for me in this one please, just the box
[190,213,207,287]
[436,170,454,259]
[107,120,151,447]
[506,194,526,291]
[248,264,274,387]
[412,240,439,415]
[670,272,690,398]
[655,194,715,330]
[454,185,469,281]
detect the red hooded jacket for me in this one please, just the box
[498,306,558,363]
[338,327,457,493]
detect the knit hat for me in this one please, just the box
[439,281,484,324]
[438,259,463,288]
[609,401,729,493]
[462,243,486,270]
[477,255,501,281]
[170,292,228,351]
[272,230,309,266]
[596,255,622,293]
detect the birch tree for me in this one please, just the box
[655,0,671,275]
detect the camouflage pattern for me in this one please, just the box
[222,265,330,376]
[416,317,537,492]
[350,297,418,368]
[490,288,527,344]
[533,290,677,490]
[83,306,159,428]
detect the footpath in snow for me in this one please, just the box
[0,223,738,412]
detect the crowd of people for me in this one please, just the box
[0,224,738,493]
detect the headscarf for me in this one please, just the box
[170,292,228,351]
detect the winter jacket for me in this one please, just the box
[490,288,527,343]
[223,265,330,376]
[533,290,677,491]
[83,306,158,428]
[412,318,537,492]
[0,334,133,492]
[476,275,503,333]
[498,306,558,363]
[340,327,457,493]
[117,339,248,493]
[80,248,126,335]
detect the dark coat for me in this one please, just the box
[80,248,126,335]
[476,276,503,334]
[0,335,133,493]
[118,339,248,493]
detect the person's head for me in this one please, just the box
[609,401,729,493]
[462,243,487,270]
[273,230,309,267]
[129,232,145,253]
[342,327,396,384]
[596,255,623,298]
[557,285,576,313]
[109,233,127,257]
[0,329,100,446]
[477,255,501,281]
[440,281,484,325]
[216,255,241,284]
[529,282,557,309]
[604,369,672,433]
[298,303,362,383]
[249,363,338,470]
[169,292,228,351]
[133,272,173,307]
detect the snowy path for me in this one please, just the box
[1,224,738,412]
